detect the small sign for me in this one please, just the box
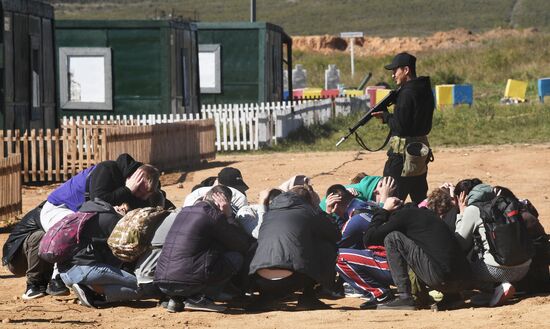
[340,32,363,38]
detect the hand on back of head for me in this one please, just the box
[375,176,396,203]
[383,197,403,212]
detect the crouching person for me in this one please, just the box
[59,200,159,307]
[2,204,53,299]
[248,185,341,310]
[364,198,472,310]
[154,186,252,313]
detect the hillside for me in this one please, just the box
[47,0,550,36]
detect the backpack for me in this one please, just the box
[107,207,170,263]
[38,212,97,264]
[473,194,534,266]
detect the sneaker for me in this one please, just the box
[71,284,96,308]
[184,295,226,312]
[376,296,416,310]
[166,297,185,313]
[343,283,366,298]
[46,277,70,296]
[359,292,394,310]
[22,284,47,300]
[489,282,516,307]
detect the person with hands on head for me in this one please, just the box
[38,153,168,297]
[453,178,531,307]
[248,185,341,311]
[363,196,471,311]
[325,176,396,225]
[155,185,252,313]
[324,180,397,309]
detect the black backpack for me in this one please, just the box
[473,195,534,266]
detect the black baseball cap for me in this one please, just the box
[218,167,249,194]
[384,52,416,70]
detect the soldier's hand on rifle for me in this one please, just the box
[372,111,384,120]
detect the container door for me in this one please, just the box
[29,34,42,129]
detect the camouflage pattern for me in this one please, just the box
[107,207,170,262]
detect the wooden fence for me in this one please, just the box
[0,155,22,222]
[0,118,215,183]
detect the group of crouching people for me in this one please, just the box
[3,153,550,312]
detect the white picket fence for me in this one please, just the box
[201,99,335,151]
[61,113,202,126]
[61,95,370,152]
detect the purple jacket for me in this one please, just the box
[47,166,95,211]
[154,201,251,286]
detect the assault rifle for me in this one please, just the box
[335,88,399,149]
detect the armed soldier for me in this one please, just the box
[372,52,435,204]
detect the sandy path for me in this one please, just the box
[1,144,550,328]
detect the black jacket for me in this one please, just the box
[87,153,146,209]
[2,203,45,266]
[249,192,341,287]
[363,207,470,282]
[60,200,123,270]
[154,201,251,286]
[382,76,435,137]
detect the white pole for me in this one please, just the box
[350,37,355,78]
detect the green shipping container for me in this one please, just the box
[197,22,292,105]
[55,20,200,118]
[0,0,56,131]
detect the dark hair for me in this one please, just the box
[290,184,316,205]
[406,65,416,77]
[264,188,283,207]
[350,172,368,184]
[204,185,232,204]
[493,185,517,199]
[325,184,353,205]
[454,178,483,197]
[191,176,217,192]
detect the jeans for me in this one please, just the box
[384,231,466,296]
[60,264,158,302]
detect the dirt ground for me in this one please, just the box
[292,28,539,56]
[1,144,550,328]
